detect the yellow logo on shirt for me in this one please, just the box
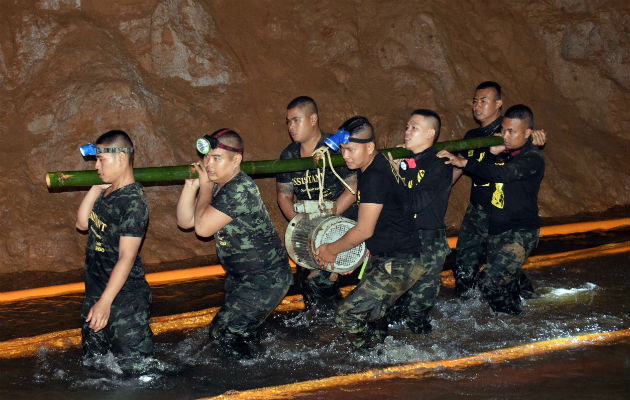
[417,169,425,182]
[492,183,504,209]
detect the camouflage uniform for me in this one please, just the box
[394,230,451,333]
[335,254,424,348]
[209,266,292,356]
[334,154,420,349]
[463,141,545,314]
[453,116,502,296]
[390,146,453,333]
[81,291,153,358]
[478,229,539,314]
[453,203,489,295]
[81,182,153,359]
[277,135,356,311]
[211,171,293,356]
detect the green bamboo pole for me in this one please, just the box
[46,136,503,189]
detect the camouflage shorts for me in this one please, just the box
[81,290,153,359]
[453,203,489,294]
[335,253,423,348]
[478,228,539,315]
[392,230,451,333]
[209,264,292,355]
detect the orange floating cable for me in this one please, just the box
[0,260,297,303]
[206,329,630,400]
[0,282,85,303]
[539,218,629,236]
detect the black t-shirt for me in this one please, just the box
[357,153,417,255]
[276,134,355,201]
[212,171,289,276]
[462,116,502,207]
[84,182,149,297]
[399,146,452,230]
[464,141,545,234]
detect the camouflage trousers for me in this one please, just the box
[296,265,342,312]
[478,228,539,315]
[454,204,535,299]
[391,229,451,333]
[81,290,153,359]
[209,264,293,357]
[335,253,424,349]
[453,203,489,295]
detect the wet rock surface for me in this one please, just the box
[0,0,628,277]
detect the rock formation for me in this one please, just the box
[0,0,628,281]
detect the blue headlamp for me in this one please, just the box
[324,129,350,151]
[79,143,98,156]
[79,143,133,157]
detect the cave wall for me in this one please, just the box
[0,0,628,275]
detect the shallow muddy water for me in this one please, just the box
[0,234,628,399]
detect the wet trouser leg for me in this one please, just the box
[295,265,342,312]
[478,229,539,315]
[81,289,154,360]
[404,230,451,333]
[209,265,292,356]
[335,254,423,349]
[454,203,489,296]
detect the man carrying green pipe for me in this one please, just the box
[75,130,153,368]
[440,104,545,315]
[452,81,545,298]
[177,129,292,357]
[276,96,357,314]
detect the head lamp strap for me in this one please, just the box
[96,147,133,154]
[348,134,375,144]
[215,142,243,154]
[207,129,243,154]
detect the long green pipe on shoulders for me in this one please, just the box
[46,136,503,189]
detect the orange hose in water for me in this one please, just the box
[0,218,627,303]
[206,329,630,400]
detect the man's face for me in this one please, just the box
[472,88,502,125]
[286,106,316,143]
[95,147,124,183]
[501,117,531,150]
[202,147,239,184]
[404,114,432,151]
[340,140,373,171]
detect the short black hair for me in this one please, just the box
[411,109,441,142]
[504,104,534,129]
[96,129,134,164]
[476,81,502,100]
[339,115,375,142]
[286,96,319,119]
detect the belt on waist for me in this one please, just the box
[417,228,446,239]
[371,250,420,258]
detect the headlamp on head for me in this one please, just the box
[195,129,243,155]
[79,143,132,157]
[80,143,98,156]
[324,129,350,151]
